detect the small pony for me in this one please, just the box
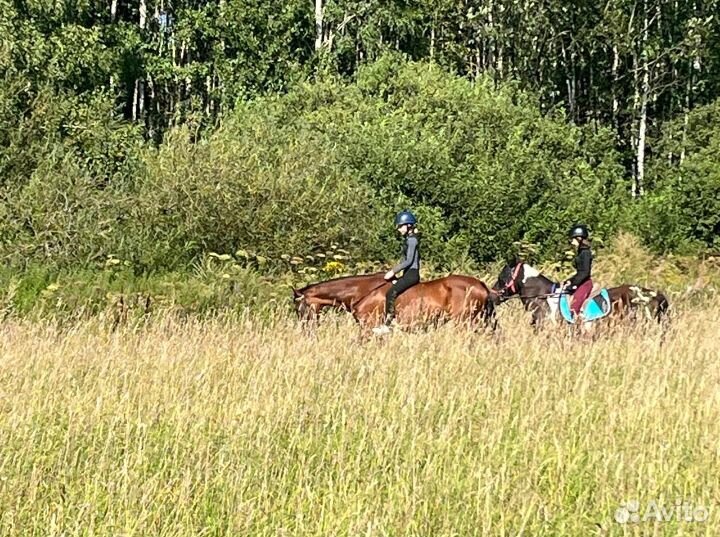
[493,262,669,330]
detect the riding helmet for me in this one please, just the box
[569,224,589,240]
[394,210,417,228]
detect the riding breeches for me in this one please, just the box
[570,278,593,315]
[385,269,420,324]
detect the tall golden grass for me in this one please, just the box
[0,304,718,536]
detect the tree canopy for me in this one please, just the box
[1,0,719,272]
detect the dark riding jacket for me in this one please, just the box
[568,245,592,288]
[392,234,420,275]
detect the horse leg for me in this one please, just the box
[649,293,670,344]
[650,293,670,322]
[356,304,390,339]
[296,300,317,334]
[463,296,495,335]
[529,299,547,333]
[483,298,498,333]
[467,299,490,333]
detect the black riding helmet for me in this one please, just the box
[569,224,589,240]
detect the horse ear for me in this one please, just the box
[292,288,303,300]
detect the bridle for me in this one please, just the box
[488,262,522,303]
[501,262,524,295]
[493,263,565,301]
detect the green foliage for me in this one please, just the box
[0,0,718,277]
[0,46,718,294]
[0,89,144,267]
[0,260,281,320]
[126,117,388,270]
[295,58,628,262]
[638,100,720,253]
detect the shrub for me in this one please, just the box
[639,99,720,253]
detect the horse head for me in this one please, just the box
[291,288,313,320]
[493,260,525,299]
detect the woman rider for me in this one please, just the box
[372,210,420,335]
[562,224,594,317]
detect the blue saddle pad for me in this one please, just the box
[559,288,612,324]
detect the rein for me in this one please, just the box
[500,291,565,301]
[351,278,392,309]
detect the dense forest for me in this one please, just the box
[1,0,719,278]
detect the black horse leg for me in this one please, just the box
[528,299,546,333]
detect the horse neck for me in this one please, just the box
[518,264,557,298]
[304,274,383,302]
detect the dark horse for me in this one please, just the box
[492,261,669,329]
[292,273,387,321]
[352,275,496,331]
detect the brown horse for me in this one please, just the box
[291,273,386,321]
[352,275,495,331]
[492,261,669,329]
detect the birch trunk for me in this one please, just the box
[634,0,650,198]
[611,45,620,128]
[315,0,323,51]
[132,0,147,122]
[430,24,435,59]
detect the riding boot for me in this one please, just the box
[384,290,397,326]
[383,269,419,325]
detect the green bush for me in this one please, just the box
[1,56,717,279]
[639,100,720,253]
[126,119,389,271]
[309,57,628,262]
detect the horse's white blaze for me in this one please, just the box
[521,264,541,283]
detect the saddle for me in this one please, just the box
[559,288,612,324]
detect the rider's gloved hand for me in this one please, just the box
[384,270,395,281]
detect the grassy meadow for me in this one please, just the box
[0,299,718,536]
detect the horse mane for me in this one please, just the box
[296,272,384,293]
[522,263,558,286]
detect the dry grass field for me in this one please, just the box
[0,303,718,536]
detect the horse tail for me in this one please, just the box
[467,283,496,331]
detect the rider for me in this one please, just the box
[562,224,594,317]
[372,210,420,335]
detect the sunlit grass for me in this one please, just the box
[0,304,718,536]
